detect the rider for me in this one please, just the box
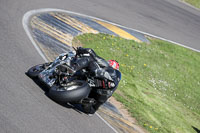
[72,47,121,114]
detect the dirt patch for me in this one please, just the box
[108,96,148,133]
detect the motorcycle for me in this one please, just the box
[27,48,121,106]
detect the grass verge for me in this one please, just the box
[73,33,200,133]
[184,0,200,9]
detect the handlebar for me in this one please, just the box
[72,46,77,51]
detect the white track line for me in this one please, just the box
[95,113,118,133]
[23,8,199,52]
[22,11,48,62]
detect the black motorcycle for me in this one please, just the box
[27,48,121,106]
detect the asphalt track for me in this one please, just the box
[0,0,200,133]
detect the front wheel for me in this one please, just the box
[48,80,91,103]
[27,62,51,78]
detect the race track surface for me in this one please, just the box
[0,0,199,133]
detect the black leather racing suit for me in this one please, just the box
[73,47,120,114]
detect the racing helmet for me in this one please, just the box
[108,60,119,70]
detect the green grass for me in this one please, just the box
[184,0,200,8]
[73,33,200,133]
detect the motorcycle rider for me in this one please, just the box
[72,47,121,114]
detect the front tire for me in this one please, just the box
[48,80,91,103]
[27,63,51,78]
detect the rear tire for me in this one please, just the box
[48,80,91,103]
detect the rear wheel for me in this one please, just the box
[27,62,51,78]
[48,80,91,103]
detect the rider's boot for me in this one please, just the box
[80,98,96,115]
